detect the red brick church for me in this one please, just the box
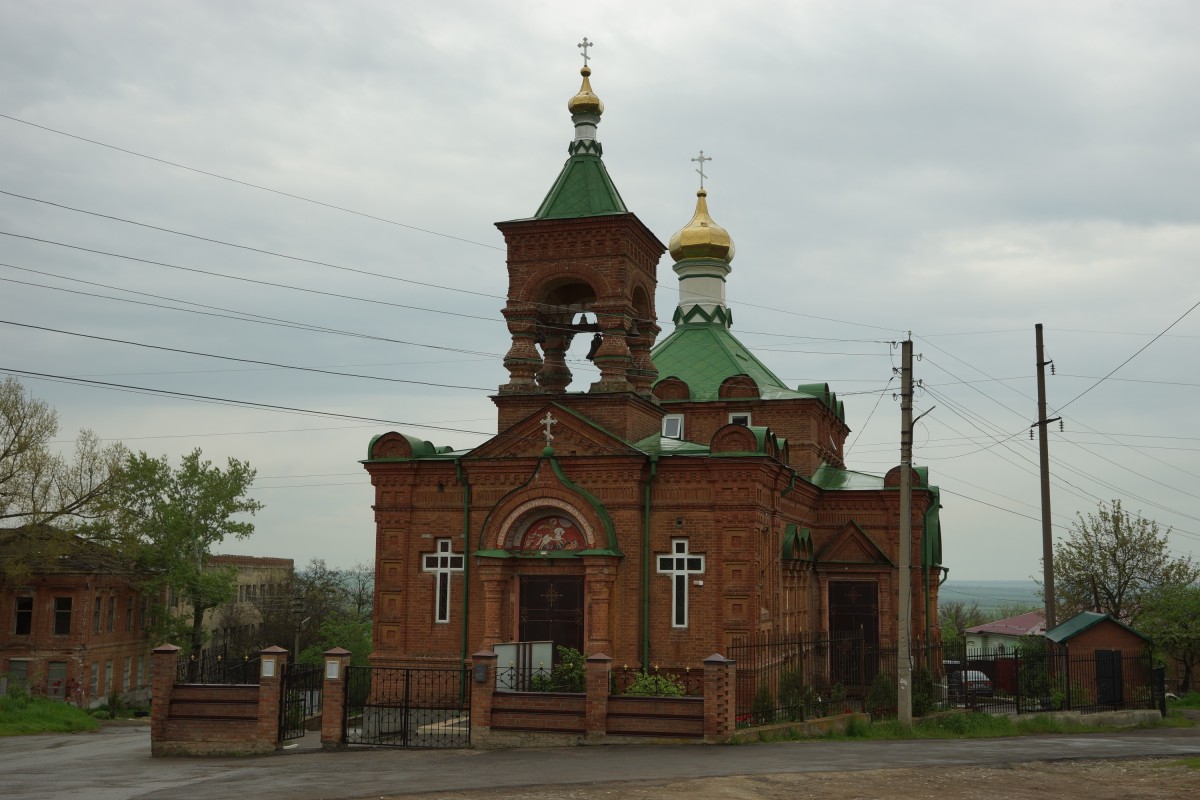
[363,59,944,675]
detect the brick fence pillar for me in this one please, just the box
[469,650,497,740]
[256,645,287,750]
[149,643,180,757]
[585,653,612,740]
[320,647,351,749]
[703,653,736,743]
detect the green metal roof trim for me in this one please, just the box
[794,383,846,422]
[534,152,628,219]
[1045,611,1150,644]
[921,485,942,567]
[633,433,711,455]
[809,464,886,490]
[782,523,814,561]
[363,432,458,461]
[651,323,814,402]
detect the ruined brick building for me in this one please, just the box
[363,60,945,682]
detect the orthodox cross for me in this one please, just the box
[578,37,593,67]
[656,539,706,627]
[541,583,563,608]
[692,150,711,189]
[540,412,557,446]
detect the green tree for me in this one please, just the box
[1049,500,1199,625]
[1,377,126,580]
[104,448,263,655]
[939,600,987,648]
[1138,583,1200,694]
[297,618,372,666]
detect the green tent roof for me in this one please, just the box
[534,150,628,219]
[651,323,817,402]
[1045,611,1150,644]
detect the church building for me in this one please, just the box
[363,57,945,678]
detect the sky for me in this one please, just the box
[1,1,1198,584]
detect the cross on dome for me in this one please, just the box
[692,150,712,189]
[578,37,593,67]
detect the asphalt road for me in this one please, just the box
[1,724,1198,800]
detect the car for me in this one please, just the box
[947,669,993,699]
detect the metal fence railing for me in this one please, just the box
[727,635,1164,726]
[175,652,261,685]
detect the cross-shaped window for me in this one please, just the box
[657,539,705,628]
[422,539,464,623]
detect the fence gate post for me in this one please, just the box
[585,653,612,741]
[703,653,736,743]
[321,648,352,749]
[469,650,497,743]
[149,644,181,757]
[258,645,287,748]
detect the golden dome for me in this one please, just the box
[668,189,735,262]
[567,66,604,115]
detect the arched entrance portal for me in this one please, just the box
[519,575,584,655]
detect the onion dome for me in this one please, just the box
[668,188,735,263]
[567,66,604,115]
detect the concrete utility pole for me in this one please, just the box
[1034,323,1060,630]
[897,338,914,727]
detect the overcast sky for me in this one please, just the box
[2,1,1197,592]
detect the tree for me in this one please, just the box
[1049,500,1200,625]
[103,448,263,655]
[1138,584,1200,694]
[939,600,987,648]
[292,559,375,656]
[1,377,126,579]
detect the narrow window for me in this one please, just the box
[656,539,705,628]
[125,598,134,632]
[729,412,751,426]
[106,596,116,633]
[53,597,72,635]
[47,662,67,699]
[662,414,684,439]
[421,539,464,623]
[14,596,33,635]
[92,596,102,633]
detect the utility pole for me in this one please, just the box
[897,337,914,727]
[1034,324,1060,630]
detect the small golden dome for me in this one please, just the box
[567,66,604,115]
[668,189,735,262]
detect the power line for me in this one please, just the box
[1,319,496,392]
[0,113,505,251]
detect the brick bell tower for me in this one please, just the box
[493,49,666,441]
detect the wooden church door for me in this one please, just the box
[519,576,584,660]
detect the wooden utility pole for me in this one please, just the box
[897,337,914,726]
[1034,324,1060,630]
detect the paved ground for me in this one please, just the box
[1,722,1197,800]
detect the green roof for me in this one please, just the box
[809,464,886,490]
[1045,611,1150,644]
[651,323,816,402]
[534,150,628,219]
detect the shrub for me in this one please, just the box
[778,667,805,720]
[623,671,685,697]
[89,709,111,720]
[751,685,775,725]
[866,671,896,719]
[529,646,586,693]
[912,667,935,717]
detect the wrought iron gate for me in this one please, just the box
[344,665,470,748]
[279,663,323,741]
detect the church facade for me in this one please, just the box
[363,60,944,677]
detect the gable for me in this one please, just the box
[815,521,894,567]
[466,403,641,461]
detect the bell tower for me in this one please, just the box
[493,44,666,440]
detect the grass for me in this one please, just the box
[1159,755,1200,770]
[1167,690,1200,709]
[819,708,1192,741]
[0,691,100,736]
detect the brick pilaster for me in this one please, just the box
[149,643,180,757]
[703,653,736,743]
[256,645,287,749]
[585,653,612,740]
[469,650,497,738]
[320,647,352,750]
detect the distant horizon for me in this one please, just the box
[939,578,1041,614]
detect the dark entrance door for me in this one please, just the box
[519,575,584,660]
[1096,649,1124,706]
[828,580,880,689]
